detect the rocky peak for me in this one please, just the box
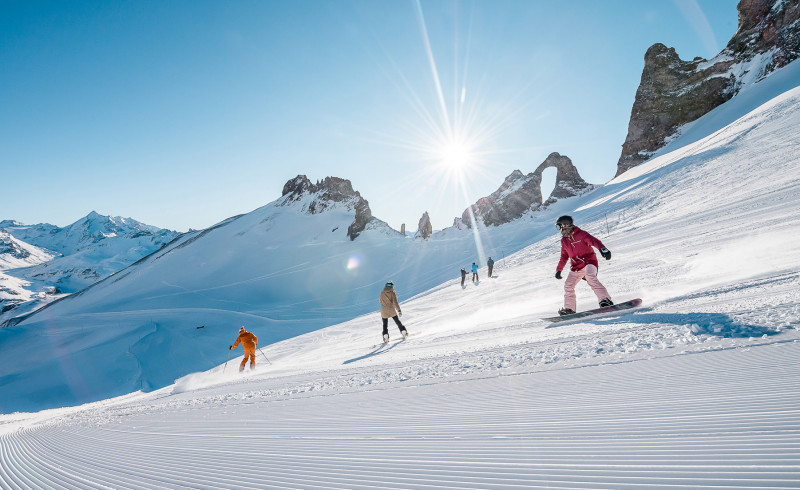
[414,212,433,239]
[461,152,594,228]
[616,0,799,176]
[280,174,375,241]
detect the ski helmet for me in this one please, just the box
[239,326,245,333]
[555,215,574,236]
[385,281,394,287]
[555,215,573,228]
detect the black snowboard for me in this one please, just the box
[543,298,642,324]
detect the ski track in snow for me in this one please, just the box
[2,342,800,489]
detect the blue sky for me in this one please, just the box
[1,0,738,232]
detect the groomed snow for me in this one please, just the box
[1,62,799,488]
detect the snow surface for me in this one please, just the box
[1,61,799,488]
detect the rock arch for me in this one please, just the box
[461,152,593,228]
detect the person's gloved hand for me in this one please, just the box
[600,248,611,260]
[229,345,234,350]
[555,270,562,280]
[398,310,403,318]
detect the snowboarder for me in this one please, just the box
[554,215,613,316]
[230,326,258,372]
[379,281,407,342]
[460,267,467,287]
[487,257,494,278]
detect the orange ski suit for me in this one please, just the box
[231,329,258,372]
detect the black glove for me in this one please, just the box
[600,248,611,260]
[229,345,233,350]
[555,270,562,280]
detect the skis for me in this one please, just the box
[543,298,642,324]
[371,333,412,348]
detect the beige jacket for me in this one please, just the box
[378,287,401,319]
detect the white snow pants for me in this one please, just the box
[564,264,611,311]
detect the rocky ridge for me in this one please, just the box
[617,0,800,175]
[280,175,379,240]
[461,152,595,228]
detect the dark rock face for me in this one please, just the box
[617,0,800,176]
[415,212,433,239]
[461,153,594,228]
[280,175,374,240]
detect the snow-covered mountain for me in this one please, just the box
[0,59,798,488]
[0,212,179,323]
[0,169,572,411]
[0,231,58,316]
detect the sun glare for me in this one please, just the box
[440,140,473,170]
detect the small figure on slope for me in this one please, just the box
[554,215,613,316]
[230,326,258,372]
[379,281,408,342]
[471,262,479,283]
[460,267,467,287]
[487,257,494,278]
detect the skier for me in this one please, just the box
[460,267,467,287]
[379,281,407,342]
[487,257,494,278]
[471,262,479,283]
[230,326,258,372]
[554,215,613,315]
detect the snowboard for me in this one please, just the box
[543,298,642,324]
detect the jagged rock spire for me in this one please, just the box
[415,212,433,239]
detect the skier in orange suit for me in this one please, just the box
[230,326,258,372]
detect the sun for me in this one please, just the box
[439,140,473,171]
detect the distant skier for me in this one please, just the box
[379,281,407,342]
[471,262,479,283]
[460,267,467,287]
[487,257,494,277]
[230,326,258,372]
[554,215,613,315]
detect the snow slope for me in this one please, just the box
[0,61,798,488]
[0,174,579,412]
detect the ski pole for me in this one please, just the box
[223,348,232,373]
[258,346,272,365]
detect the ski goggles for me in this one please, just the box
[555,223,572,230]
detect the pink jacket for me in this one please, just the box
[557,226,606,272]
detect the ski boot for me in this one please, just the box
[383,334,390,343]
[558,307,576,316]
[598,298,614,307]
[401,329,408,338]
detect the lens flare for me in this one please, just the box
[347,256,360,270]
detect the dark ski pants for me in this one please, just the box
[488,266,493,277]
[461,275,466,286]
[382,316,405,336]
[472,272,479,282]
